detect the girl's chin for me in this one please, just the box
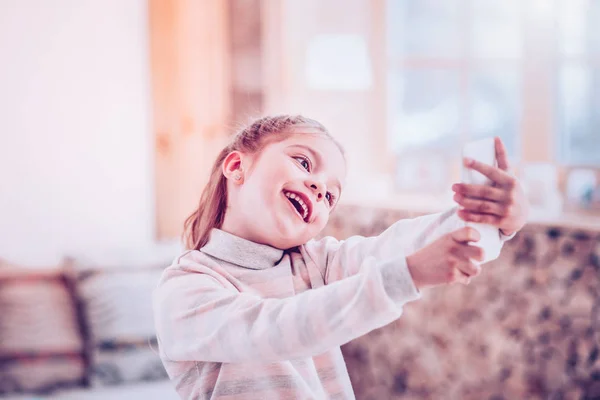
[272,223,310,244]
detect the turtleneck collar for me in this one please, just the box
[200,229,285,270]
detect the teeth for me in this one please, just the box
[285,191,309,221]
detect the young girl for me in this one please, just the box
[153,115,528,399]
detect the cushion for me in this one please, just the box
[0,260,86,395]
[73,261,168,387]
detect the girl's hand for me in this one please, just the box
[406,227,485,290]
[451,137,529,237]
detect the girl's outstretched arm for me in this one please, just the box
[303,207,513,284]
[153,252,419,363]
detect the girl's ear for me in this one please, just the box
[222,151,245,184]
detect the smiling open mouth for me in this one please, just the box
[283,191,310,222]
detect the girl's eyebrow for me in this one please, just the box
[289,144,342,193]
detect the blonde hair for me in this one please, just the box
[183,115,344,250]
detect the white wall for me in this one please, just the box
[0,1,175,266]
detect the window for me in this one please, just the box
[386,0,599,194]
[556,0,600,165]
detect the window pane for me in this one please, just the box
[558,65,600,165]
[557,0,600,55]
[471,0,522,58]
[389,69,461,154]
[387,0,463,58]
[469,69,521,158]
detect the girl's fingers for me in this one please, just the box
[450,226,481,243]
[453,193,508,217]
[452,183,509,202]
[459,271,472,285]
[457,210,502,226]
[494,137,511,171]
[448,240,484,285]
[463,157,516,188]
[452,243,485,263]
[455,259,481,279]
[450,268,472,285]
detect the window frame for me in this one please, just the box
[381,0,600,205]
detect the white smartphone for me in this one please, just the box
[459,137,499,261]
[461,138,497,186]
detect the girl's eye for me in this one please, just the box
[326,192,336,206]
[294,156,311,171]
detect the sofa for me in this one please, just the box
[0,252,181,400]
[322,204,600,400]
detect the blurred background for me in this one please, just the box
[1,0,600,265]
[1,1,600,399]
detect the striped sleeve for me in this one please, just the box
[152,254,419,363]
[303,207,509,284]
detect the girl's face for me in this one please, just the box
[223,134,346,249]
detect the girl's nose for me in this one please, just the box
[308,181,325,202]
